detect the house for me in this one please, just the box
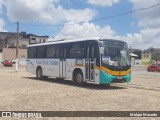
[0,32,49,49]
[22,33,49,45]
[141,51,152,63]
[0,32,49,61]
[147,47,160,61]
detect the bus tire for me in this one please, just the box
[73,70,84,85]
[36,67,48,80]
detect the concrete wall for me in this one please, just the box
[2,48,27,60]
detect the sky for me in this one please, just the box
[0,0,160,50]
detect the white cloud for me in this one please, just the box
[116,29,160,50]
[87,0,120,7]
[6,0,96,24]
[54,22,115,40]
[0,18,6,32]
[0,0,6,32]
[130,0,160,28]
[0,0,3,11]
[3,0,160,49]
[54,20,160,50]
[128,0,160,49]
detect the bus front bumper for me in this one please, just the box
[100,71,131,84]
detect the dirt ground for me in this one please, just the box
[0,65,160,120]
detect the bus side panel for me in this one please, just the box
[45,59,59,77]
[26,59,36,74]
[66,59,86,81]
[65,59,74,79]
[31,59,60,77]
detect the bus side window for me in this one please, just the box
[28,47,36,58]
[80,42,85,58]
[37,46,45,58]
[69,42,85,58]
[55,45,59,58]
[59,44,63,59]
[65,44,70,58]
[46,45,57,58]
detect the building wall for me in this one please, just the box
[7,38,29,47]
[30,36,48,44]
[7,38,16,47]
[0,38,29,48]
[141,52,151,63]
[19,38,29,47]
[1,32,48,49]
[2,48,27,60]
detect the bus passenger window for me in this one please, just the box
[37,47,45,58]
[69,43,84,58]
[28,47,36,58]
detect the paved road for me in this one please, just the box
[131,66,160,88]
[0,65,160,120]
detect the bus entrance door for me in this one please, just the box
[86,43,95,82]
[59,46,66,78]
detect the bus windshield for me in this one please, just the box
[101,40,130,67]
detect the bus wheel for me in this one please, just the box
[74,71,84,85]
[36,68,43,79]
[36,67,48,80]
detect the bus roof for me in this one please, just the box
[27,37,126,47]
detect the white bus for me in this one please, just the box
[26,37,131,85]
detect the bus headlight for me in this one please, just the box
[102,70,110,75]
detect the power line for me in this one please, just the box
[21,23,64,27]
[20,2,160,27]
[88,2,160,23]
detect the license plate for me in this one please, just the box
[117,77,122,79]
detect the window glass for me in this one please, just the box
[46,45,59,58]
[69,43,85,58]
[32,38,36,40]
[102,41,130,67]
[28,47,36,58]
[37,47,45,58]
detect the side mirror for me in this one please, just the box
[100,47,104,54]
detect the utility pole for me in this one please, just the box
[16,21,19,72]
